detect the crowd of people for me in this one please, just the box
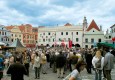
[0,46,114,80]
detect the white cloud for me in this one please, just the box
[0,0,114,32]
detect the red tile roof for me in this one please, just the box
[18,25,25,32]
[87,20,100,31]
[64,23,72,26]
[6,26,14,30]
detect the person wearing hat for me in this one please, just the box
[7,56,27,80]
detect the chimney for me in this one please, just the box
[106,29,109,34]
[100,25,102,31]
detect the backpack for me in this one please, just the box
[0,58,4,71]
[95,57,102,68]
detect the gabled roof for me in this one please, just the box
[10,38,25,47]
[87,20,100,31]
[64,23,72,26]
[6,26,14,30]
[110,24,115,28]
[18,25,25,32]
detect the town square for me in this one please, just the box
[0,0,115,80]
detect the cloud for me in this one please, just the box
[0,0,114,32]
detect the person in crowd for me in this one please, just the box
[31,51,35,69]
[41,51,47,74]
[104,48,114,80]
[67,50,73,72]
[0,53,4,80]
[34,52,41,79]
[56,51,66,79]
[9,55,15,66]
[7,56,27,80]
[69,60,86,80]
[46,50,50,68]
[71,52,78,70]
[86,50,93,74]
[92,50,104,80]
[23,51,30,76]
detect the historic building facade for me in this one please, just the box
[19,24,37,48]
[38,17,105,48]
[6,25,23,44]
[38,23,83,47]
[0,25,11,45]
[111,24,115,38]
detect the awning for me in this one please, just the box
[97,42,115,49]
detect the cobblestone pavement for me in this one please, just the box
[2,65,115,80]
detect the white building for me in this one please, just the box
[38,23,83,47]
[111,24,115,38]
[38,17,105,48]
[83,17,104,48]
[0,25,11,45]
[104,29,112,43]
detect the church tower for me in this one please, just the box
[83,16,88,32]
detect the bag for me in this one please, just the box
[95,57,102,68]
[63,73,71,80]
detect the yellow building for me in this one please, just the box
[6,25,23,43]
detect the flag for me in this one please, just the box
[69,40,72,48]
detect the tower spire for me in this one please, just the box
[83,16,88,31]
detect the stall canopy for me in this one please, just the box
[10,38,25,47]
[0,42,6,46]
[9,38,26,51]
[97,42,115,49]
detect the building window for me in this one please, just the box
[2,32,4,35]
[19,35,21,37]
[85,38,88,43]
[66,32,68,35]
[109,36,111,39]
[91,38,94,43]
[114,28,115,32]
[15,34,17,37]
[48,32,50,35]
[98,39,101,42]
[85,45,88,48]
[93,30,95,32]
[43,33,45,35]
[76,38,79,42]
[76,32,78,35]
[53,39,55,42]
[12,39,13,42]
[43,39,45,42]
[48,39,50,42]
[12,34,13,36]
[5,32,6,35]
[61,32,63,35]
[59,38,61,41]
[1,38,3,41]
[8,38,9,41]
[91,45,93,48]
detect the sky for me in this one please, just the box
[0,0,115,32]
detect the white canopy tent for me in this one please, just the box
[0,42,6,46]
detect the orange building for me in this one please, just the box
[18,24,38,48]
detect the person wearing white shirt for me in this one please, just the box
[34,52,40,79]
[92,50,104,80]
